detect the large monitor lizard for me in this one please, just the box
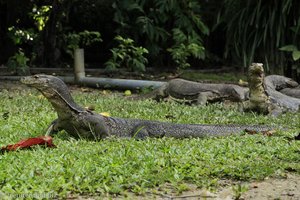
[243,63,300,115]
[130,68,300,112]
[21,74,273,140]
[130,78,249,105]
[243,63,273,114]
[130,64,300,115]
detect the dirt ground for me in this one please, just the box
[1,80,300,200]
[81,173,299,200]
[171,173,300,200]
[70,173,300,200]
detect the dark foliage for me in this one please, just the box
[1,0,300,76]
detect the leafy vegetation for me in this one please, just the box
[30,5,52,31]
[217,0,300,73]
[168,29,205,69]
[2,0,208,70]
[113,0,208,68]
[280,45,300,61]
[0,86,299,198]
[6,49,30,75]
[232,184,249,200]
[7,26,36,74]
[279,24,300,67]
[63,31,102,57]
[3,0,300,75]
[105,36,148,72]
[7,27,37,46]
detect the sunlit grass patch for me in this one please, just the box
[0,87,299,198]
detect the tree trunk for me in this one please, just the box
[40,0,62,67]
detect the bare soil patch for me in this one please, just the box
[67,174,300,199]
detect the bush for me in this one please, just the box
[105,36,148,72]
[113,0,208,68]
[217,0,300,73]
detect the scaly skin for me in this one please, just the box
[280,87,300,99]
[243,63,300,115]
[21,74,273,140]
[131,78,248,105]
[21,74,109,139]
[243,63,272,114]
[264,75,300,111]
[264,75,298,91]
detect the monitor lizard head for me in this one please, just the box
[21,74,85,114]
[248,63,265,87]
[21,74,69,96]
[248,63,264,77]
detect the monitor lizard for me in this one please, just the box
[21,74,274,140]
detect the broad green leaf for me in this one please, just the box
[279,45,298,52]
[292,50,300,61]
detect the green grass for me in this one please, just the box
[0,88,299,198]
[180,71,247,83]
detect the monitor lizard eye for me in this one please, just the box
[33,75,39,79]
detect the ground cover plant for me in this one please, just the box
[0,86,299,198]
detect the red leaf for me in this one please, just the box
[1,136,56,152]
